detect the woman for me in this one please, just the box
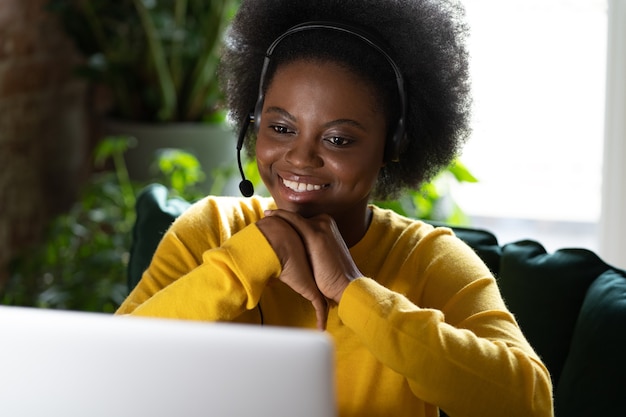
[116,1,554,416]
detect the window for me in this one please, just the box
[454,0,608,252]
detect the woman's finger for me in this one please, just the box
[256,215,329,330]
[264,209,361,303]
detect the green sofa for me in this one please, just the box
[129,183,626,416]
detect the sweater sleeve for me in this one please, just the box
[337,232,554,417]
[116,221,282,321]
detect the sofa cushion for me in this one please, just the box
[496,240,610,387]
[554,269,626,416]
[127,183,191,291]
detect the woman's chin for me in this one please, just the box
[273,200,324,218]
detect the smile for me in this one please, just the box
[282,178,327,192]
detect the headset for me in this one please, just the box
[237,21,408,197]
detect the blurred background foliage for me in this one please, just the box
[1,137,204,312]
[375,160,478,224]
[46,0,240,122]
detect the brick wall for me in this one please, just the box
[0,0,89,287]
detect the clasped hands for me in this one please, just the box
[256,209,363,330]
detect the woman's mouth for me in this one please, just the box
[282,178,328,193]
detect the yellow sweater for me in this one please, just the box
[117,196,553,417]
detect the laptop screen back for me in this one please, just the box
[0,306,336,417]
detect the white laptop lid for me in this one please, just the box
[0,306,336,417]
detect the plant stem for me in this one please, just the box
[132,0,178,121]
[112,148,136,213]
[171,0,188,93]
[186,0,234,119]
[76,0,135,118]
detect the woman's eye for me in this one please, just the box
[327,136,352,146]
[271,125,291,135]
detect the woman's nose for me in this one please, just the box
[284,135,324,169]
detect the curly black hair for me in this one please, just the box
[218,0,472,200]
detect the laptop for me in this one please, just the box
[0,306,336,417]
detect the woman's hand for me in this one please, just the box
[263,209,363,304]
[256,215,328,330]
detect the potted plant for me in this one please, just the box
[1,136,207,312]
[46,0,241,194]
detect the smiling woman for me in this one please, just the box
[255,61,386,234]
[115,1,554,416]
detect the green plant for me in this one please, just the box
[1,137,205,313]
[154,148,206,201]
[47,0,239,122]
[1,138,136,312]
[375,160,478,225]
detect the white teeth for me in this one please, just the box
[283,178,323,192]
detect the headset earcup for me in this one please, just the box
[253,96,264,133]
[388,118,406,162]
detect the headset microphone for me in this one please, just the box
[237,114,254,197]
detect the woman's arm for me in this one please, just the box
[116,223,281,320]
[116,197,283,321]
[264,209,553,417]
[339,277,553,417]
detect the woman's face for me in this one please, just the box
[255,60,387,220]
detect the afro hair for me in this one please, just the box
[218,0,472,199]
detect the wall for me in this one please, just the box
[0,0,88,287]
